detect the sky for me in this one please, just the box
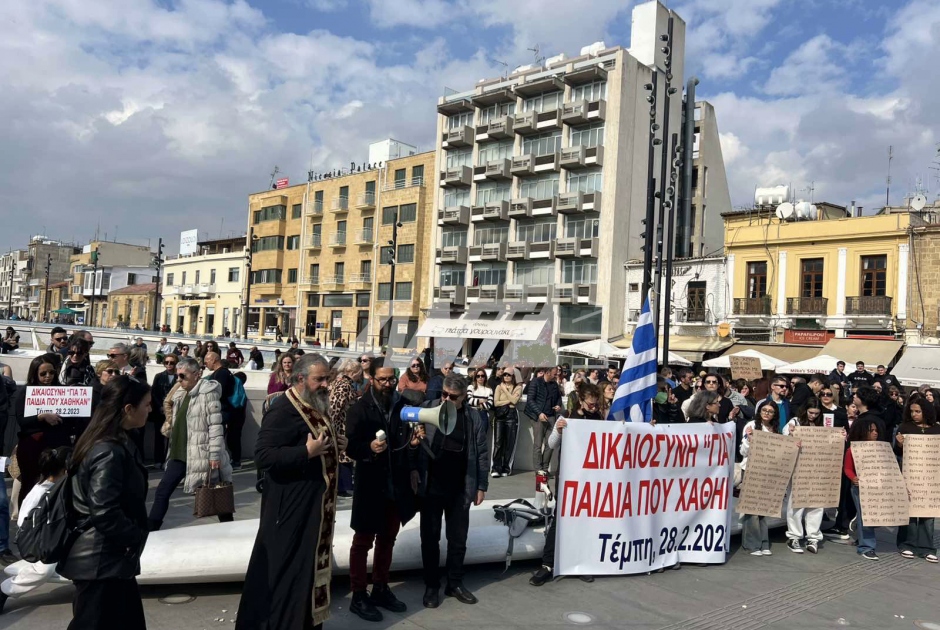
[2,0,939,254]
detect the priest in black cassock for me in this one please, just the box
[236,353,345,630]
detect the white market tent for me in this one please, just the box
[702,348,788,371]
[776,354,848,375]
[559,339,692,366]
[609,347,693,367]
[890,346,940,387]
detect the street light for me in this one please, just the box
[241,228,259,339]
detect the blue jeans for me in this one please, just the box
[851,485,877,554]
[0,477,9,550]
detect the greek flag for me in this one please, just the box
[607,294,657,422]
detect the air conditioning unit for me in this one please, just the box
[276,299,285,306]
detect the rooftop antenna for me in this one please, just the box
[528,44,546,67]
[269,165,280,190]
[800,181,815,204]
[489,57,509,80]
[886,145,893,206]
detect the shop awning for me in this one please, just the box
[612,335,733,362]
[821,338,904,368]
[416,317,548,341]
[717,343,821,365]
[881,346,940,387]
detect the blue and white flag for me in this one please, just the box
[607,294,657,422]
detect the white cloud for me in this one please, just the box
[761,35,846,96]
[365,0,455,28]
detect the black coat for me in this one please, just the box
[345,390,417,533]
[149,371,177,423]
[654,402,683,423]
[208,367,236,421]
[238,394,331,630]
[789,383,814,411]
[57,438,149,581]
[857,410,890,443]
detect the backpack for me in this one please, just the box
[229,376,247,409]
[15,474,82,564]
[492,498,548,570]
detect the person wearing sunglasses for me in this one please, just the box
[47,326,69,356]
[148,355,179,468]
[761,376,792,432]
[107,343,131,374]
[739,401,782,556]
[467,369,494,422]
[398,356,429,398]
[819,386,853,541]
[424,361,452,402]
[60,338,96,386]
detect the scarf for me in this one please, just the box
[285,387,339,626]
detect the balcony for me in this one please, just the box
[305,234,322,248]
[442,125,473,149]
[437,245,468,265]
[531,196,558,217]
[555,237,579,258]
[331,196,349,213]
[674,307,711,323]
[507,241,529,260]
[584,191,601,212]
[437,98,474,116]
[585,145,604,167]
[321,275,344,289]
[484,158,511,180]
[480,242,507,262]
[471,200,509,222]
[477,116,513,141]
[434,285,467,306]
[786,297,829,316]
[529,241,556,259]
[513,75,564,98]
[194,283,215,294]
[510,154,534,176]
[471,87,514,107]
[535,108,563,132]
[301,275,320,286]
[328,232,347,247]
[509,197,533,218]
[560,145,587,169]
[534,151,560,172]
[440,165,472,188]
[353,228,373,245]
[354,192,376,210]
[307,200,324,216]
[564,65,608,86]
[553,283,579,304]
[577,284,598,303]
[513,111,538,135]
[845,295,892,316]
[562,99,607,125]
[348,273,372,287]
[557,191,585,214]
[504,284,526,301]
[733,297,772,316]
[477,284,504,302]
[437,206,471,226]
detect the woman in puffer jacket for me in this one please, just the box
[147,357,233,530]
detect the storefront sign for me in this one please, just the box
[783,329,834,345]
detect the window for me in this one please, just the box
[181,271,187,285]
[253,210,261,224]
[323,294,353,307]
[443,187,470,208]
[445,148,472,170]
[309,263,319,283]
[570,122,605,148]
[687,281,706,317]
[127,273,137,285]
[292,204,302,219]
[559,305,602,335]
[255,205,286,223]
[334,262,345,281]
[479,102,515,125]
[397,244,415,263]
[378,283,392,300]
[567,168,603,193]
[523,91,562,113]
[365,180,376,195]
[380,246,394,264]
[475,181,511,205]
[360,260,372,277]
[314,190,324,212]
[477,140,513,164]
[336,220,347,239]
[394,169,406,187]
[747,262,767,298]
[311,223,322,239]
[399,203,417,223]
[514,262,554,285]
[411,165,424,185]
[860,255,887,296]
[394,282,412,301]
[382,206,398,225]
[210,269,216,284]
[339,185,349,201]
[194,271,201,284]
[629,283,639,292]
[471,263,507,286]
[565,218,599,239]
[516,218,557,243]
[441,229,467,248]
[440,267,465,286]
[286,235,300,250]
[473,225,509,246]
[522,131,562,158]
[307,293,320,307]
[251,269,283,284]
[138,301,145,320]
[288,268,298,284]
[166,273,175,286]
[448,111,473,129]
[252,235,285,252]
[227,267,239,282]
[519,173,559,200]
[356,292,370,307]
[801,258,824,298]
[571,80,607,102]
[562,259,598,284]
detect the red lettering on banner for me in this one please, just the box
[700,477,713,508]
[562,481,578,516]
[598,483,615,518]
[604,433,622,470]
[582,433,600,469]
[620,481,632,517]
[637,435,653,467]
[661,478,674,509]
[575,482,593,517]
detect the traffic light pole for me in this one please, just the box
[152,238,163,331]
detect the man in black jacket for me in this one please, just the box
[854,386,888,443]
[524,367,562,472]
[204,352,235,425]
[874,365,900,390]
[148,354,178,465]
[790,374,826,411]
[344,366,417,622]
[847,361,874,391]
[828,361,848,390]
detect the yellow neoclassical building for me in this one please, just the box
[723,204,912,345]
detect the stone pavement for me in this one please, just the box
[3,466,940,630]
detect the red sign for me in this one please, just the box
[784,329,834,345]
[275,178,289,189]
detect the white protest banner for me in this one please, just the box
[555,420,735,575]
[24,386,93,417]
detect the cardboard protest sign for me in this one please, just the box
[729,356,762,381]
[902,434,940,518]
[556,421,735,575]
[735,430,799,518]
[24,386,93,417]
[791,426,845,508]
[852,440,909,526]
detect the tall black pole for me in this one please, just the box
[44,255,51,323]
[242,227,254,339]
[90,251,98,327]
[663,133,679,365]
[7,267,13,319]
[640,71,659,301]
[679,78,699,258]
[385,210,399,349]
[152,238,163,331]
[652,16,675,330]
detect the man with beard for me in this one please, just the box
[237,354,346,630]
[343,365,419,622]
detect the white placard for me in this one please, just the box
[25,386,93,417]
[556,420,735,575]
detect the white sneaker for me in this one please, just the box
[750,550,763,556]
[501,472,509,477]
[761,549,773,556]
[491,471,500,478]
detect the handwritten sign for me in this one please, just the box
[556,421,735,575]
[852,440,909,526]
[902,434,940,518]
[735,431,799,518]
[791,426,844,508]
[24,386,93,417]
[729,355,763,381]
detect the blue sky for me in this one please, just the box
[1,0,938,252]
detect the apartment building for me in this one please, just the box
[0,249,29,318]
[25,236,80,320]
[681,101,731,258]
[246,145,435,347]
[161,235,247,336]
[105,283,158,329]
[67,241,155,326]
[428,1,718,358]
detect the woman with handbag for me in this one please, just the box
[491,371,522,478]
[148,357,234,530]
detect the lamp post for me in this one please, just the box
[43,254,51,323]
[640,72,659,301]
[652,16,676,330]
[241,227,255,339]
[152,238,164,331]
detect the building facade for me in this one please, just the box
[105,283,158,329]
[38,281,70,322]
[428,1,722,356]
[0,249,29,318]
[900,198,940,344]
[724,206,912,344]
[246,148,435,348]
[160,236,247,336]
[681,101,731,258]
[68,241,155,326]
[24,237,80,320]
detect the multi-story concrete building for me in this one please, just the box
[0,249,29,318]
[68,241,155,326]
[246,145,435,348]
[161,235,247,336]
[83,265,158,327]
[427,1,726,358]
[24,236,80,320]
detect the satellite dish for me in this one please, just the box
[911,194,928,211]
[776,202,795,220]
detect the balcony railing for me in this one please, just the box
[733,296,772,316]
[845,295,892,316]
[353,229,373,244]
[302,275,320,285]
[306,234,322,248]
[321,275,344,286]
[331,196,349,212]
[328,232,347,247]
[355,192,376,209]
[349,273,372,284]
[308,200,323,215]
[674,307,710,323]
[786,297,828,315]
[383,176,425,192]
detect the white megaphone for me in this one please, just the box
[400,400,457,435]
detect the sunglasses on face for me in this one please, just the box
[583,401,598,409]
[375,376,397,384]
[441,391,462,400]
[164,361,178,367]
[411,364,421,368]
[704,380,718,385]
[104,368,119,375]
[107,353,125,358]
[360,359,371,363]
[821,392,833,397]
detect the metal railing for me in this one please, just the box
[382,176,425,192]
[786,297,828,315]
[733,296,772,316]
[845,295,892,316]
[349,273,371,284]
